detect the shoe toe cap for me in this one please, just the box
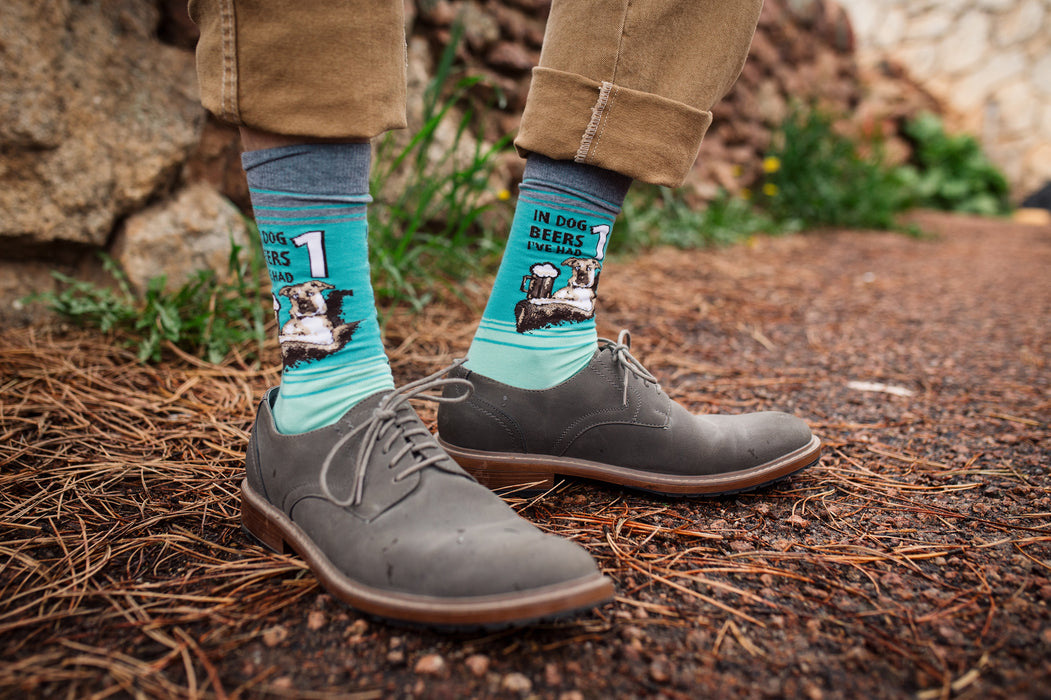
[412,525,602,598]
[292,484,602,600]
[704,410,815,470]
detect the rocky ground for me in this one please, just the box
[2,212,1049,699]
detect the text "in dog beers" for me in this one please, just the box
[260,229,331,284]
[528,209,610,260]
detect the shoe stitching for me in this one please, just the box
[218,0,239,124]
[576,81,614,164]
[463,395,527,453]
[318,362,473,507]
[554,336,667,454]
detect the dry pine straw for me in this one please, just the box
[1,219,1050,699]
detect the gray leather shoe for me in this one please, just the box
[241,365,613,629]
[437,331,821,496]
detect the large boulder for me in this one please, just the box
[0,1,202,251]
[111,183,251,294]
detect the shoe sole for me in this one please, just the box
[239,479,615,630]
[437,435,822,497]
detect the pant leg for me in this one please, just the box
[189,0,407,139]
[515,0,763,187]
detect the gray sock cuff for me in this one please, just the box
[241,142,372,195]
[522,153,633,208]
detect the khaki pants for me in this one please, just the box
[189,1,761,187]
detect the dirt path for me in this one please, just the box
[2,212,1048,699]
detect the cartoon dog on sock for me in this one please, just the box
[548,257,601,311]
[277,280,358,366]
[515,257,601,332]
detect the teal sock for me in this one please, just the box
[243,143,394,434]
[465,155,631,389]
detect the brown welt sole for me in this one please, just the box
[239,479,615,630]
[437,435,822,497]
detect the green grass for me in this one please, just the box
[757,107,910,231]
[33,236,268,364]
[896,112,1011,216]
[368,22,513,313]
[611,185,794,255]
[753,107,1012,230]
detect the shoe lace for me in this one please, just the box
[599,329,659,405]
[318,361,473,507]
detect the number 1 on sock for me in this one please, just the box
[591,224,610,260]
[292,230,328,278]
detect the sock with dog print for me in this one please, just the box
[464,154,631,389]
[244,143,394,435]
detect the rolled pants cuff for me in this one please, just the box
[189,0,407,139]
[515,68,713,188]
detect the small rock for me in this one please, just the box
[620,625,645,641]
[686,630,708,649]
[307,610,325,631]
[344,619,368,638]
[414,653,446,676]
[460,1,500,51]
[464,653,490,677]
[262,625,288,647]
[271,676,293,690]
[418,0,455,26]
[501,672,533,693]
[937,624,964,643]
[113,183,251,294]
[487,42,537,71]
[559,692,584,700]
[386,649,405,666]
[730,538,754,552]
[544,662,562,686]
[921,587,943,603]
[649,657,670,683]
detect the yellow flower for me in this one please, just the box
[762,156,781,174]
[496,188,511,201]
[762,183,779,197]
[739,188,753,200]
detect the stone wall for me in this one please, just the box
[0,1,249,325]
[837,0,1051,199]
[0,0,948,326]
[409,0,943,203]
